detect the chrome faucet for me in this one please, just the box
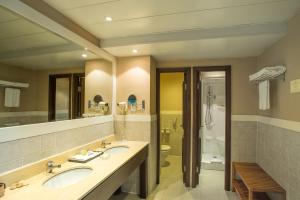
[46,161,61,173]
[101,140,111,148]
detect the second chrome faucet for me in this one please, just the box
[101,140,111,148]
[46,161,61,173]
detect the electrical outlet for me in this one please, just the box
[290,79,300,93]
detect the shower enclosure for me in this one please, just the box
[200,72,225,171]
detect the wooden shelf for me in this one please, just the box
[233,180,248,200]
[232,162,286,200]
[233,180,270,200]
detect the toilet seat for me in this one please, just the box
[161,145,171,151]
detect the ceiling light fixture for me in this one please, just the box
[105,16,112,22]
[81,53,87,58]
[132,49,138,54]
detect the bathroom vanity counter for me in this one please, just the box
[1,141,148,200]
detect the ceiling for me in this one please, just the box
[0,50,98,70]
[104,34,283,60]
[0,6,99,70]
[44,0,300,60]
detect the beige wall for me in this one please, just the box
[0,63,38,112]
[116,56,157,192]
[116,56,156,115]
[84,59,113,114]
[160,73,184,111]
[257,11,300,122]
[158,57,258,115]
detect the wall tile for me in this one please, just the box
[231,121,257,163]
[0,140,21,163]
[41,134,57,157]
[232,120,300,200]
[0,159,21,174]
[256,122,300,200]
[115,120,157,194]
[22,152,43,166]
[19,136,42,157]
[160,114,183,156]
[0,121,114,174]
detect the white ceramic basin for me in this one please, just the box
[105,146,129,154]
[43,167,93,189]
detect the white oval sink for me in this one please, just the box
[105,146,129,154]
[43,167,93,189]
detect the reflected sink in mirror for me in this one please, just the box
[104,146,129,155]
[43,167,93,189]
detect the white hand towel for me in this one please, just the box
[4,88,20,107]
[259,80,270,110]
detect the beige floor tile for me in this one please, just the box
[110,156,238,200]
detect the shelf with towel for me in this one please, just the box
[249,66,286,110]
[249,66,286,83]
[0,80,29,88]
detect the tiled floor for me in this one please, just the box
[110,156,238,200]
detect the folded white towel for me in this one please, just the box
[4,88,20,107]
[259,80,270,110]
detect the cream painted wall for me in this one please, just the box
[158,57,258,115]
[160,73,184,112]
[85,59,113,114]
[257,10,300,122]
[116,56,156,115]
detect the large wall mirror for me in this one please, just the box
[0,6,113,128]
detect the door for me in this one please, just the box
[156,68,191,187]
[73,73,85,119]
[182,70,191,187]
[191,66,232,190]
[192,72,202,186]
[48,74,72,121]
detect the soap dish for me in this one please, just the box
[68,151,103,163]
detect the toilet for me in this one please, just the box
[160,145,171,167]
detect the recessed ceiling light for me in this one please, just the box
[81,53,87,58]
[105,16,112,22]
[84,47,88,51]
[132,49,138,54]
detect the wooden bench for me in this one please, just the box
[232,162,286,200]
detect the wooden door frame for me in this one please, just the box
[48,74,72,121]
[72,73,85,119]
[192,66,231,190]
[156,67,191,186]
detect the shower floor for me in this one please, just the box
[201,153,225,171]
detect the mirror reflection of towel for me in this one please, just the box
[259,80,270,110]
[4,88,20,107]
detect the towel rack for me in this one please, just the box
[0,80,29,88]
[249,65,286,83]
